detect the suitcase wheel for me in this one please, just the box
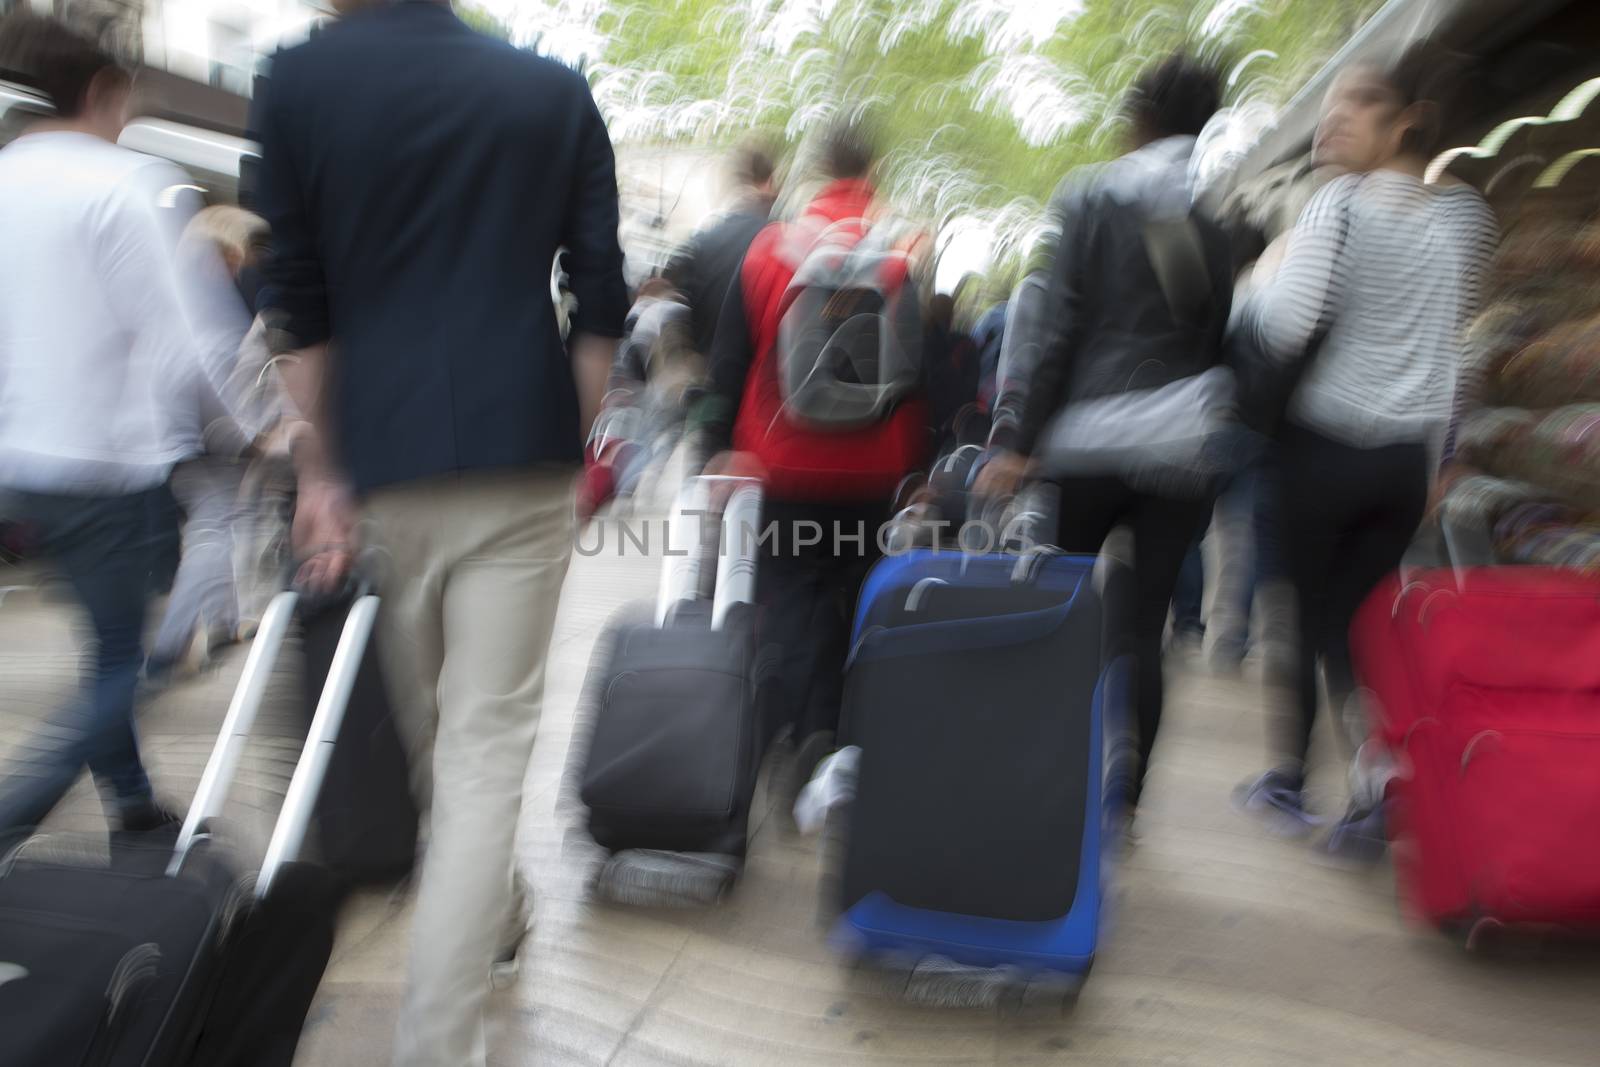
[1009,973,1084,1018]
[1437,915,1509,955]
[591,850,738,908]
[902,956,1021,1009]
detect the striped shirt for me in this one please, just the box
[1250,171,1498,454]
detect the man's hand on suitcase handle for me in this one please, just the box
[293,478,357,594]
[973,448,1029,500]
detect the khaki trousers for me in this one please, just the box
[362,467,574,1067]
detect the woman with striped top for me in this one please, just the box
[1235,44,1498,848]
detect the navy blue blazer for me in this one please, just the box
[255,0,628,494]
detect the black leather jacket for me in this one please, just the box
[989,137,1234,456]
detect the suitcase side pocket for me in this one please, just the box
[1452,694,1600,924]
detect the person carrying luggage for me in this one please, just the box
[252,0,627,1062]
[0,14,243,835]
[699,118,934,798]
[1231,42,1497,852]
[976,53,1236,821]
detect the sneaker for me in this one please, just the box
[118,799,183,835]
[139,655,179,692]
[1232,769,1320,837]
[1320,800,1388,865]
[1165,624,1205,660]
[1116,806,1143,853]
[1208,641,1247,676]
[778,730,836,821]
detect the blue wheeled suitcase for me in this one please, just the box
[831,546,1131,1003]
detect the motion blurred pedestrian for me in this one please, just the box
[0,13,232,832]
[1233,42,1497,854]
[978,53,1235,820]
[253,0,627,1062]
[702,119,934,800]
[145,207,270,683]
[666,141,779,357]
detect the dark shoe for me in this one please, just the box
[1320,800,1388,865]
[139,655,179,692]
[118,799,183,835]
[1208,641,1247,676]
[1165,623,1205,658]
[1232,768,1320,838]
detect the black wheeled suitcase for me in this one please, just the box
[578,477,780,903]
[0,590,376,1066]
[297,583,418,888]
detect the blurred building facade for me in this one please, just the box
[11,0,326,94]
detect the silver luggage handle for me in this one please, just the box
[656,477,714,625]
[256,594,380,899]
[170,591,299,876]
[656,476,763,629]
[711,480,762,630]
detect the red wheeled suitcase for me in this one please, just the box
[1351,563,1600,938]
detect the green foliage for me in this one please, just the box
[458,2,514,42]
[591,0,1387,261]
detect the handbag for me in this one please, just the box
[1035,366,1248,498]
[1228,177,1360,435]
[1033,209,1249,499]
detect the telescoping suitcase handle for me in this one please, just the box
[655,476,762,631]
[1396,509,1496,601]
[169,588,380,899]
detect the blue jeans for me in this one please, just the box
[0,487,163,830]
[1173,539,1205,636]
[1185,455,1285,664]
[149,458,245,667]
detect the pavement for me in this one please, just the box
[3,509,1599,1066]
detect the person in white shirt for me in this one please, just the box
[0,13,229,832]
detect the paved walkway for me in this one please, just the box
[3,528,1598,1066]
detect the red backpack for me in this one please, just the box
[732,201,929,503]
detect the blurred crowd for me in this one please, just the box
[0,1,1590,1064]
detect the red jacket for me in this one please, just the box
[721,180,929,503]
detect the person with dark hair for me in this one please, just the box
[253,0,628,1061]
[0,11,129,121]
[977,52,1235,818]
[700,117,935,802]
[1233,43,1496,855]
[821,117,875,181]
[1124,51,1224,141]
[665,139,779,358]
[0,14,228,833]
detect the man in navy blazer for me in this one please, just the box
[254,2,627,1062]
